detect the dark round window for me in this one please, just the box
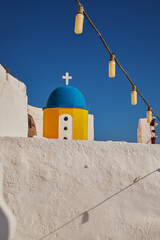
[63,137,67,140]
[64,127,68,131]
[64,117,68,121]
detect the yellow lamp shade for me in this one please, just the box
[109,54,115,78]
[109,61,115,78]
[131,85,137,105]
[131,91,137,105]
[147,106,152,123]
[74,9,84,34]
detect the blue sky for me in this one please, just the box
[1,0,160,143]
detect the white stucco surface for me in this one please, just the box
[0,137,160,240]
[137,118,154,143]
[28,105,43,137]
[0,163,16,240]
[0,65,28,137]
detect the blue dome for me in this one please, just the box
[44,85,88,110]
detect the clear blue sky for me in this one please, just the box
[1,0,160,143]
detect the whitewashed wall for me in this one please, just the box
[0,137,160,240]
[0,65,28,137]
[137,118,154,144]
[0,163,16,240]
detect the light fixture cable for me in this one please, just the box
[74,0,160,122]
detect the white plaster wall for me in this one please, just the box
[0,163,16,240]
[88,114,94,141]
[0,137,160,240]
[28,105,43,137]
[137,118,153,143]
[0,65,28,137]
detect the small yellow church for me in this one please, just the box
[43,72,94,140]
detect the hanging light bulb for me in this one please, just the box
[131,85,137,105]
[74,5,84,34]
[147,106,152,123]
[109,53,115,78]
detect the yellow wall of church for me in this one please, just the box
[43,108,88,140]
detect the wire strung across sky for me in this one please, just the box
[75,0,160,122]
[38,168,160,240]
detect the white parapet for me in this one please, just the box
[137,118,154,144]
[1,137,160,240]
[0,163,16,240]
[0,65,28,137]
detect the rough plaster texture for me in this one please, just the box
[0,163,16,240]
[28,105,43,137]
[137,118,154,144]
[0,65,28,137]
[0,137,160,240]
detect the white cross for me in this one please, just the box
[62,72,72,85]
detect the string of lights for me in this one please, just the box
[39,168,160,240]
[74,0,160,124]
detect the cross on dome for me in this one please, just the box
[62,72,72,85]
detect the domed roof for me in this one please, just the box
[44,85,88,110]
